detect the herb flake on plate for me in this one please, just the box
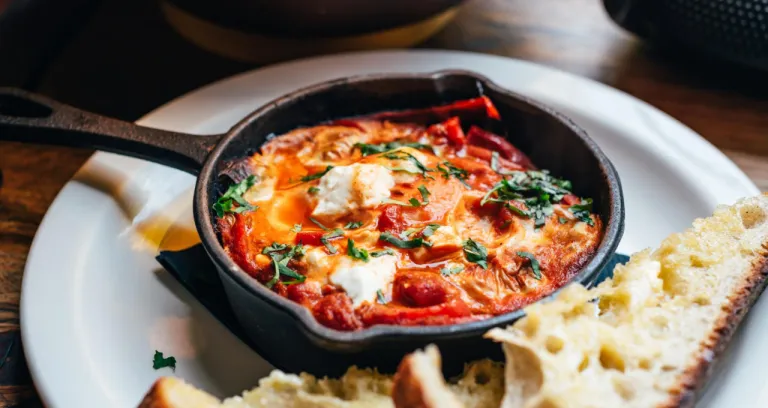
[153,351,176,371]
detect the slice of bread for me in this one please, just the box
[485,194,768,408]
[139,357,502,408]
[139,195,768,408]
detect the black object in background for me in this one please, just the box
[604,0,768,70]
[0,0,103,89]
[156,244,630,373]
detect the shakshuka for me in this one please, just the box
[216,97,602,331]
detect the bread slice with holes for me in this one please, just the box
[138,357,502,408]
[485,194,768,408]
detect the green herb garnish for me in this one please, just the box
[409,198,421,207]
[380,232,431,249]
[517,251,542,280]
[264,243,306,288]
[490,151,500,173]
[370,249,395,257]
[308,186,320,194]
[213,175,258,217]
[321,229,344,254]
[347,239,370,262]
[344,221,363,229]
[291,224,302,232]
[376,289,387,304]
[300,166,333,182]
[384,151,433,179]
[440,266,464,276]
[382,198,410,206]
[354,141,433,156]
[153,350,176,371]
[309,217,330,231]
[559,217,568,224]
[418,185,430,204]
[463,239,488,269]
[480,170,582,229]
[569,198,595,226]
[421,223,441,237]
[437,161,470,188]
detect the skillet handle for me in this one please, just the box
[0,88,222,175]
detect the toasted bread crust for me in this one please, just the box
[138,378,176,408]
[661,247,768,408]
[392,352,430,408]
[392,346,465,408]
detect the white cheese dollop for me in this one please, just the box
[311,163,395,219]
[330,255,398,307]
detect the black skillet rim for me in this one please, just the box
[193,70,625,345]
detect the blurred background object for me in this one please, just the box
[161,0,466,63]
[604,0,768,70]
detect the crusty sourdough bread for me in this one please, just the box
[138,358,502,408]
[139,195,768,408]
[484,194,768,408]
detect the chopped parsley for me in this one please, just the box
[380,232,431,249]
[376,289,387,304]
[559,217,568,224]
[263,243,306,288]
[569,198,595,226]
[437,161,470,188]
[490,151,501,173]
[308,186,320,194]
[153,351,176,371]
[354,141,433,156]
[517,251,542,280]
[291,224,302,232]
[309,217,330,231]
[409,185,431,207]
[344,221,363,229]
[321,229,344,254]
[418,185,430,204]
[382,198,410,206]
[480,170,583,229]
[441,266,464,276]
[421,223,441,237]
[300,166,333,182]
[384,151,433,179]
[463,239,488,269]
[213,175,258,217]
[347,239,369,262]
[370,249,395,257]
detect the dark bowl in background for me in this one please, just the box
[194,71,626,377]
[158,0,469,63]
[163,0,467,37]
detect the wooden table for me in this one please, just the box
[1,0,767,405]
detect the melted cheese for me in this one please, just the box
[312,164,395,219]
[330,255,398,306]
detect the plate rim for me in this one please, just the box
[19,49,760,408]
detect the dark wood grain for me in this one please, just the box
[1,0,767,405]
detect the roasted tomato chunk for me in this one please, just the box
[427,117,466,147]
[295,230,324,246]
[394,272,454,307]
[312,293,363,331]
[359,300,473,327]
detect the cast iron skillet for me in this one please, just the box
[0,71,624,376]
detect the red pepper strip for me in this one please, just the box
[465,145,526,172]
[466,126,536,169]
[426,116,466,147]
[368,96,501,123]
[329,119,366,132]
[295,230,324,246]
[561,194,581,206]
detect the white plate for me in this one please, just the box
[20,50,763,408]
